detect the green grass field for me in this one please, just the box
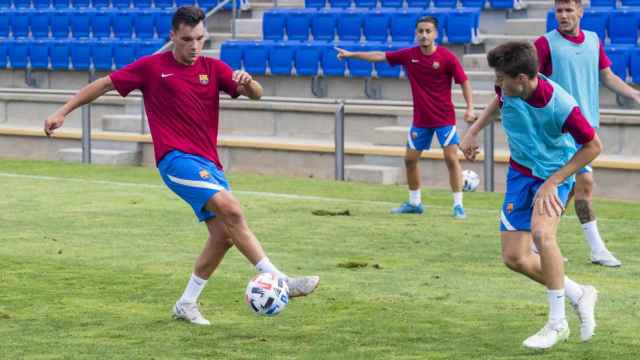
[1,159,638,359]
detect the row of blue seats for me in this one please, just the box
[0,8,174,39]
[304,0,515,9]
[587,0,640,8]
[547,7,640,45]
[0,37,165,70]
[605,44,640,82]
[0,0,222,8]
[221,40,419,77]
[264,8,479,44]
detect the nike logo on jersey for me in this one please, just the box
[161,73,174,78]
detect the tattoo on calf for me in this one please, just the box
[575,199,596,224]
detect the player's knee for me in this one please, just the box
[502,253,527,272]
[576,177,596,199]
[532,228,554,249]
[218,202,245,226]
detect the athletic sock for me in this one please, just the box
[409,190,421,206]
[564,276,584,305]
[582,220,607,255]
[255,257,287,279]
[453,192,463,207]
[548,289,566,323]
[179,273,208,304]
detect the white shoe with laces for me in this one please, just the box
[591,251,622,267]
[172,301,211,326]
[571,285,598,341]
[287,276,320,298]
[522,319,570,350]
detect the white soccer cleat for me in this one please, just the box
[591,251,622,267]
[522,320,570,350]
[172,301,211,326]
[287,276,320,298]
[572,285,598,341]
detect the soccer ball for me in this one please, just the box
[245,273,289,316]
[462,169,480,192]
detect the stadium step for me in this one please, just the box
[504,18,547,36]
[345,164,403,185]
[102,115,144,133]
[235,18,264,36]
[57,148,141,166]
[523,0,554,18]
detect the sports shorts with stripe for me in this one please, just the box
[158,150,230,222]
[406,125,460,152]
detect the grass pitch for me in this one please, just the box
[0,159,638,359]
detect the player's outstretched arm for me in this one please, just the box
[460,80,476,123]
[234,70,263,100]
[44,76,115,136]
[335,48,386,62]
[600,67,640,104]
[459,96,500,161]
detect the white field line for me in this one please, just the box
[0,172,635,222]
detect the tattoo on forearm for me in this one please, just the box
[575,199,596,224]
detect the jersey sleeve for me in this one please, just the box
[598,41,612,70]
[385,48,412,66]
[494,86,504,108]
[534,36,553,77]
[448,51,468,84]
[562,107,596,144]
[214,60,240,98]
[109,57,149,97]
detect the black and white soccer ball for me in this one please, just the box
[245,273,289,316]
[462,169,480,192]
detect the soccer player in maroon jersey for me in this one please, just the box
[44,6,319,326]
[336,16,476,219]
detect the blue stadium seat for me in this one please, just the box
[269,41,296,75]
[72,0,90,7]
[34,0,50,8]
[489,0,513,8]
[605,45,631,80]
[114,39,136,68]
[29,40,50,69]
[263,10,287,41]
[0,0,10,7]
[92,0,110,7]
[337,9,364,41]
[8,38,29,68]
[11,10,30,38]
[433,0,456,7]
[220,40,245,70]
[0,39,8,68]
[344,43,373,77]
[13,0,31,8]
[591,0,616,6]
[380,0,402,8]
[390,10,419,42]
[608,10,638,45]
[407,0,429,7]
[91,9,113,38]
[546,9,557,32]
[0,12,8,37]
[446,8,479,44]
[133,0,151,7]
[52,0,69,7]
[461,0,484,8]
[629,47,640,83]
[175,0,194,6]
[30,10,50,39]
[134,9,155,39]
[581,8,609,40]
[154,0,172,7]
[113,10,134,38]
[423,7,448,42]
[286,10,312,41]
[621,0,640,6]
[50,39,70,69]
[155,9,174,39]
[135,38,163,58]
[70,38,91,69]
[311,9,339,41]
[321,43,346,76]
[112,0,130,8]
[51,10,70,38]
[70,9,91,38]
[198,0,216,10]
[243,41,269,75]
[305,0,326,8]
[294,41,321,76]
[329,0,352,8]
[363,10,391,42]
[91,38,114,70]
[355,0,376,8]
[373,42,406,78]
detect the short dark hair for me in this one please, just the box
[486,41,538,79]
[554,0,581,6]
[172,6,205,31]
[416,16,438,30]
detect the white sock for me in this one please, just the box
[564,276,584,305]
[255,257,287,279]
[409,190,421,206]
[547,289,566,323]
[453,192,463,207]
[179,273,208,304]
[582,220,607,255]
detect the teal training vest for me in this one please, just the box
[545,29,600,128]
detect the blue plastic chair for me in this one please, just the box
[0,39,6,68]
[629,47,640,83]
[407,0,429,7]
[114,39,136,68]
[198,0,216,10]
[355,0,376,8]
[621,0,640,6]
[461,0,484,8]
[133,0,152,7]
[50,39,70,69]
[286,10,312,41]
[91,38,114,70]
[380,0,403,7]
[134,9,155,39]
[70,9,91,38]
[154,0,173,8]
[175,0,194,6]
[113,10,135,38]
[51,10,71,38]
[30,10,51,39]
[581,8,609,41]
[70,38,91,70]
[364,10,391,42]
[34,0,51,9]
[344,42,373,77]
[72,0,90,7]
[29,39,50,69]
[329,0,351,8]
[52,0,69,7]
[220,40,245,70]
[374,42,406,77]
[13,0,31,8]
[311,9,339,41]
[433,0,456,7]
[155,9,174,39]
[92,0,110,7]
[0,0,10,8]
[112,0,130,8]
[263,10,287,41]
[446,8,479,44]
[135,38,163,58]
[11,10,30,38]
[546,9,557,32]
[0,12,8,37]
[305,0,326,8]
[608,10,639,45]
[91,9,113,38]
[337,10,364,41]
[423,7,448,42]
[605,45,631,80]
[243,41,269,75]
[294,41,322,76]
[8,38,29,68]
[591,0,616,6]
[390,10,420,42]
[269,41,296,75]
[322,42,347,76]
[489,0,513,9]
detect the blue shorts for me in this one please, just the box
[158,150,230,222]
[499,166,572,232]
[407,125,460,152]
